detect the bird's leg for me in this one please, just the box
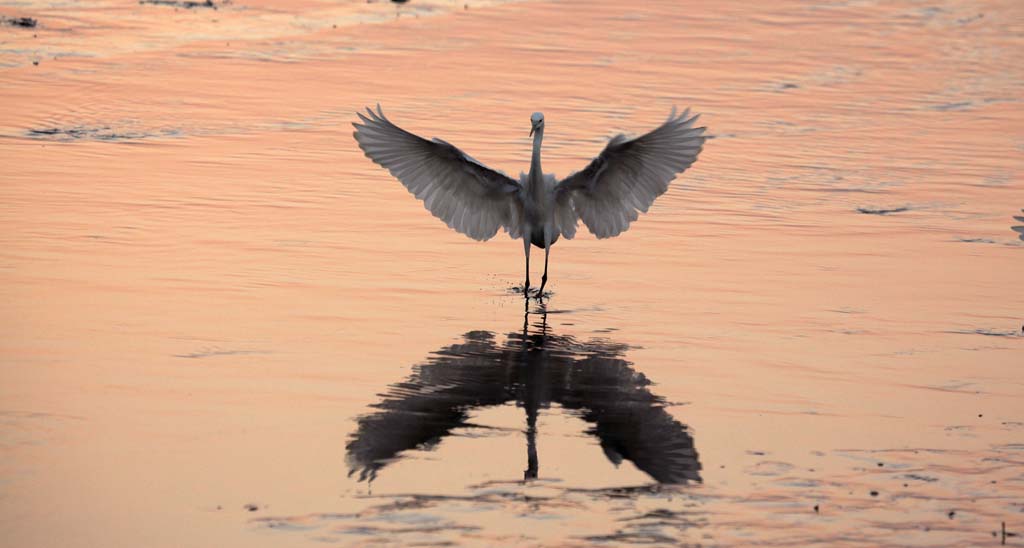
[522,235,531,296]
[537,247,550,297]
[524,402,538,480]
[537,228,552,298]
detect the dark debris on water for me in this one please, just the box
[995,521,1018,545]
[904,473,938,483]
[945,328,1020,338]
[26,125,180,142]
[955,237,997,244]
[139,0,219,9]
[857,206,910,215]
[2,16,38,27]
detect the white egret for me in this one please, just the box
[352,105,706,297]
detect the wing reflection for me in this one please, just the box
[346,306,701,485]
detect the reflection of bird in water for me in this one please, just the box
[1012,209,1023,241]
[346,305,701,484]
[352,105,706,297]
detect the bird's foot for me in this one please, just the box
[534,279,548,299]
[508,285,532,298]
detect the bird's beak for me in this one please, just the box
[530,121,541,138]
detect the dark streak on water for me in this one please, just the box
[138,0,219,9]
[856,205,911,215]
[944,329,1021,338]
[174,348,268,359]
[955,237,997,244]
[1,16,37,28]
[26,125,181,142]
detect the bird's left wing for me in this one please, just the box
[555,108,706,239]
[353,105,522,241]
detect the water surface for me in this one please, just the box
[1,0,1022,546]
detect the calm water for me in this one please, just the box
[1,0,1022,546]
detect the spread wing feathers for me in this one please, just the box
[555,107,706,239]
[353,105,522,241]
[552,179,580,240]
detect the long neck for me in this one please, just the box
[528,128,544,192]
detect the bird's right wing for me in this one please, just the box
[555,108,706,239]
[353,105,522,241]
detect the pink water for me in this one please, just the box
[1,0,1022,546]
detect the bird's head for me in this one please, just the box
[529,112,545,137]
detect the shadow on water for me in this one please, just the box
[346,302,701,485]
